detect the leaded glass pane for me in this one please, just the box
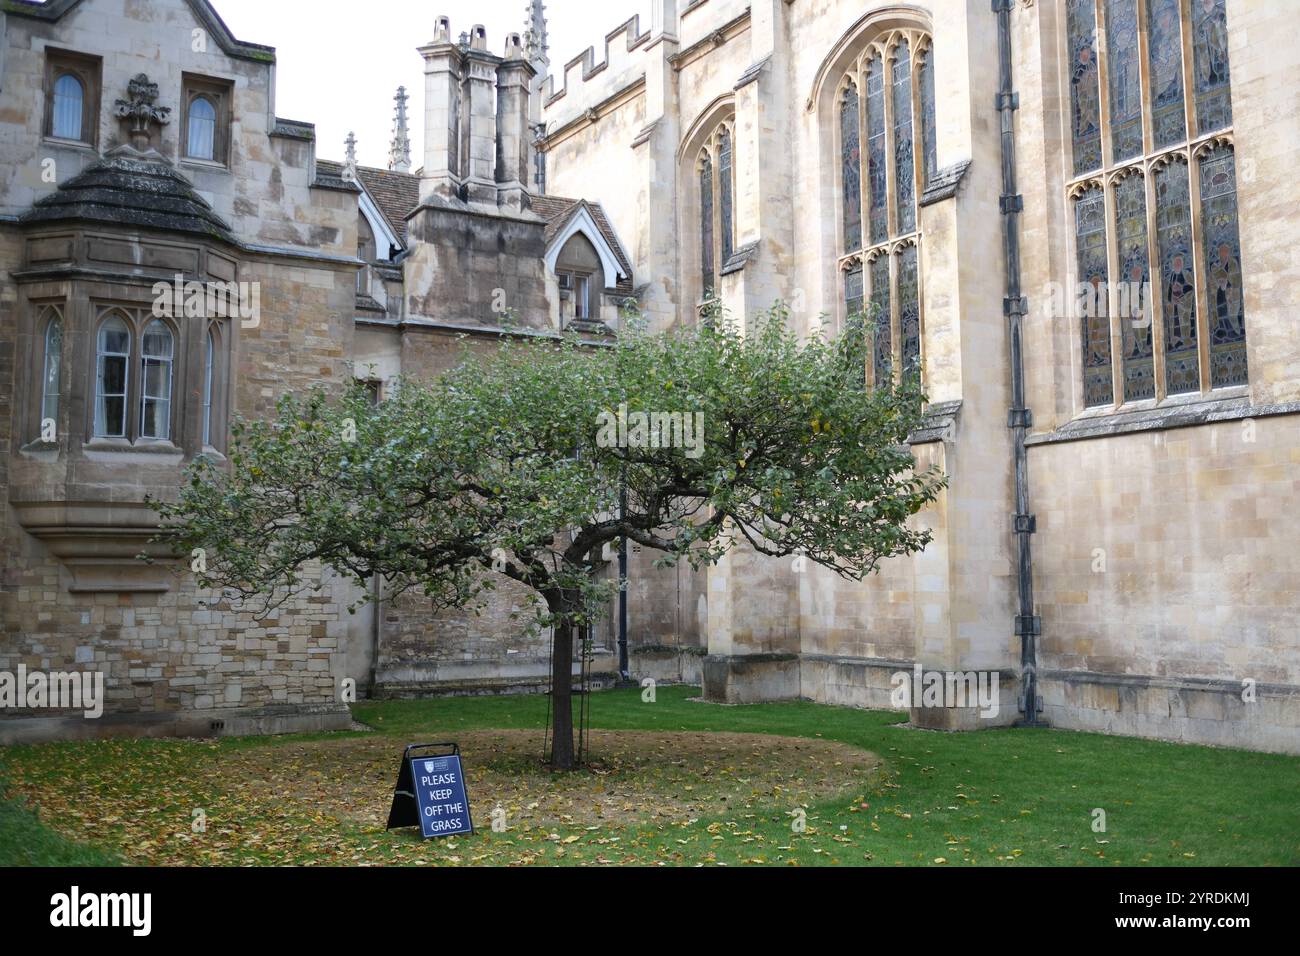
[845,262,864,329]
[1075,186,1114,407]
[95,316,130,439]
[700,155,714,300]
[1115,174,1155,401]
[1200,146,1246,387]
[919,51,937,190]
[841,86,862,253]
[869,255,892,387]
[1192,0,1232,132]
[1154,159,1200,394]
[892,41,916,235]
[719,128,734,263]
[1106,0,1143,163]
[898,245,921,376]
[141,320,174,441]
[1146,0,1187,149]
[1067,0,1102,175]
[866,55,888,245]
[42,314,62,426]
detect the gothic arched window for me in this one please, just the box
[94,314,131,439]
[1066,0,1244,407]
[697,121,735,303]
[140,320,175,441]
[836,31,936,386]
[41,308,64,430]
[202,327,216,448]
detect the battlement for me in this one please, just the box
[542,15,651,124]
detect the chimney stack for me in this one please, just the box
[418,18,536,209]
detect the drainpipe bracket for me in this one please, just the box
[1007,407,1033,429]
[995,91,1019,112]
[1003,295,1029,317]
[1015,615,1042,637]
[1014,514,1037,534]
[991,0,1014,11]
[999,194,1024,214]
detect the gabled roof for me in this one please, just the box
[316,161,420,247]
[6,0,276,63]
[533,195,634,292]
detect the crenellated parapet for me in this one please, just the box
[540,16,651,129]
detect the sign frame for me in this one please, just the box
[385,742,475,839]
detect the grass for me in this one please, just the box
[2,687,1297,866]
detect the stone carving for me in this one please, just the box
[114,74,171,150]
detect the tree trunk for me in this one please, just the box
[550,619,576,770]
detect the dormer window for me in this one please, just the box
[52,75,84,140]
[187,96,217,161]
[44,50,101,146]
[182,75,232,165]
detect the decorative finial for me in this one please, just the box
[389,87,412,173]
[114,74,171,151]
[343,131,358,181]
[524,0,548,66]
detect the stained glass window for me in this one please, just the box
[870,255,892,387]
[1146,0,1187,149]
[845,262,864,324]
[1066,1,1243,404]
[1199,145,1246,387]
[1154,159,1200,394]
[1076,186,1114,406]
[700,155,714,300]
[898,245,921,376]
[1115,173,1155,401]
[1068,0,1102,175]
[865,54,888,246]
[919,50,937,190]
[1106,0,1143,163]
[1193,0,1232,132]
[719,127,734,264]
[893,40,916,235]
[841,86,862,253]
[837,35,932,377]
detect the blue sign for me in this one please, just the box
[411,754,474,839]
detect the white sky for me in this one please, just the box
[211,0,649,168]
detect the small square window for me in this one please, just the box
[182,74,233,165]
[44,50,101,146]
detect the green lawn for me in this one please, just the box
[2,687,1297,866]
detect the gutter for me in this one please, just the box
[993,0,1044,725]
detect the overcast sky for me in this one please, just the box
[212,0,649,168]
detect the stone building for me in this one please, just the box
[2,0,1297,755]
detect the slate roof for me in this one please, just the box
[316,161,419,245]
[20,149,235,244]
[315,161,634,291]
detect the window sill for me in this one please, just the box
[180,157,230,174]
[41,136,97,153]
[1027,388,1299,447]
[19,439,62,462]
[83,438,186,461]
